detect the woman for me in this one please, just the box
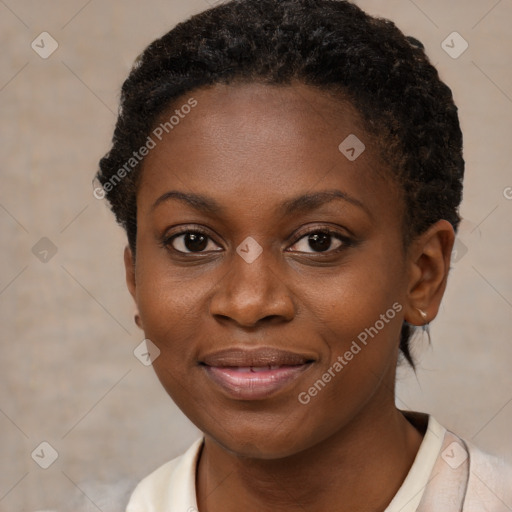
[96,0,512,510]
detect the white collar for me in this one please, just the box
[384,414,446,511]
[126,413,447,511]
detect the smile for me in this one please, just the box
[199,347,315,400]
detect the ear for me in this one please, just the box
[124,245,137,302]
[404,220,455,326]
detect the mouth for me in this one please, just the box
[199,347,315,400]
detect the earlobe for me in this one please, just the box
[404,220,455,326]
[124,245,137,301]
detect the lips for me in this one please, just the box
[201,347,313,366]
[199,347,315,400]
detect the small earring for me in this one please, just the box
[417,308,427,321]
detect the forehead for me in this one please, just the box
[137,82,402,225]
[149,82,369,166]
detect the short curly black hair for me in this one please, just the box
[96,0,464,368]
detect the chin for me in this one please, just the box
[203,421,317,460]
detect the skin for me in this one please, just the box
[124,82,455,511]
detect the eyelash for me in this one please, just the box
[160,226,354,256]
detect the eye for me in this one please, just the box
[288,229,350,254]
[164,229,222,254]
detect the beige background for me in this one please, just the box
[1,0,511,510]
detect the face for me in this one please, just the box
[127,82,415,459]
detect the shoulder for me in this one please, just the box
[409,414,512,511]
[125,437,204,512]
[463,438,512,510]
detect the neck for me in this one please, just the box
[196,399,424,512]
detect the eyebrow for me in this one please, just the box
[151,191,223,215]
[151,189,369,217]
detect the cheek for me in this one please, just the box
[135,269,205,406]
[134,253,200,350]
[308,251,405,345]
[300,250,407,403]
[324,281,404,347]
[138,285,198,351]
[294,274,404,440]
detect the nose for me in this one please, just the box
[209,246,295,328]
